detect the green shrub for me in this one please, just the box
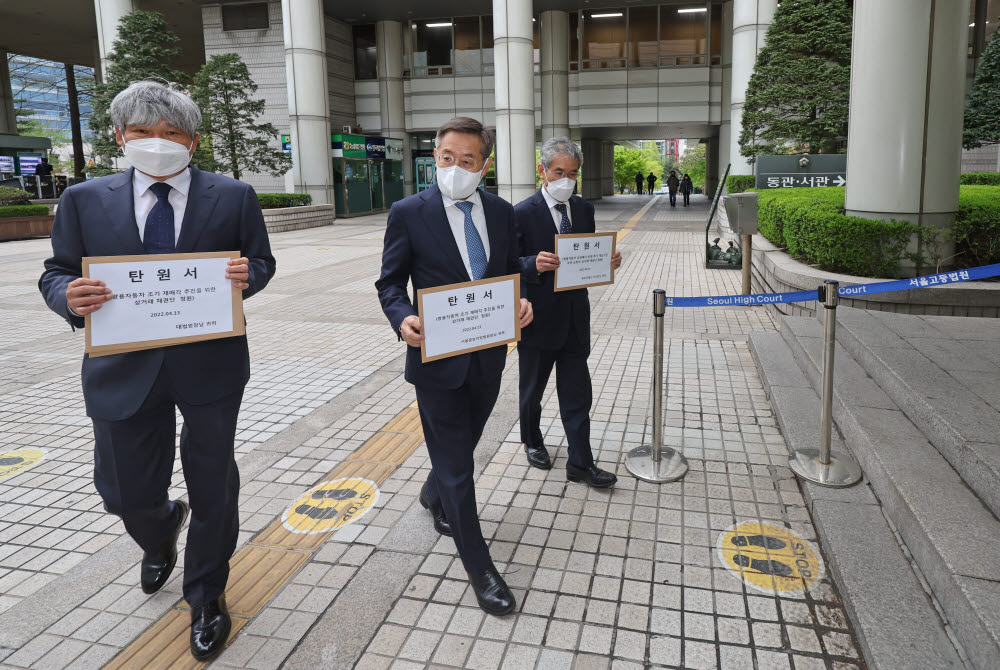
[955,185,1000,266]
[960,172,1000,186]
[0,204,51,218]
[257,193,312,209]
[726,175,755,194]
[0,186,33,206]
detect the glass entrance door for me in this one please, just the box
[370,160,384,210]
[415,157,436,192]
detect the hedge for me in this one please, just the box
[753,186,1000,277]
[257,193,312,209]
[726,175,755,194]
[0,186,33,206]
[0,204,50,218]
[960,172,1000,186]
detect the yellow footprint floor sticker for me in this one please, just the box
[717,521,824,594]
[282,477,379,535]
[0,448,46,481]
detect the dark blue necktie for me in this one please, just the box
[555,203,572,234]
[456,200,488,280]
[144,181,175,254]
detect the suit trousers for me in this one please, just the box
[416,353,502,574]
[91,363,243,607]
[518,326,595,470]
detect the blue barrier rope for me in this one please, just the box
[663,263,1000,308]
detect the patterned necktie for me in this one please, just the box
[554,203,572,234]
[455,200,488,280]
[143,181,175,254]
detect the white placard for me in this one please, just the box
[83,252,244,356]
[418,274,521,363]
[554,233,617,291]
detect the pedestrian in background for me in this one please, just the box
[680,173,693,206]
[646,172,657,195]
[634,171,644,195]
[666,170,680,207]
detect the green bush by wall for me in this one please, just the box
[960,172,1000,186]
[726,175,755,194]
[0,205,51,218]
[0,186,33,206]
[257,193,312,209]
[753,186,1000,277]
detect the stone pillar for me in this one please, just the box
[539,10,570,141]
[729,0,776,177]
[601,140,614,197]
[94,0,135,77]
[705,137,719,198]
[719,1,733,185]
[493,0,537,205]
[282,0,334,204]
[845,0,970,251]
[0,51,17,135]
[376,20,413,196]
[582,137,602,200]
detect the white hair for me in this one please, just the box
[539,137,584,169]
[110,80,202,137]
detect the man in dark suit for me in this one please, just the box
[38,81,275,661]
[376,117,533,616]
[515,137,622,488]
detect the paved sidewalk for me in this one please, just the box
[0,194,863,669]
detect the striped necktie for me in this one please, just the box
[455,200,488,280]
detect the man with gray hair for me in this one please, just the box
[514,137,622,487]
[39,80,275,661]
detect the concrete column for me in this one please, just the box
[539,10,570,141]
[729,0,776,177]
[719,1,733,185]
[282,0,334,204]
[493,0,537,205]
[845,0,970,246]
[0,51,17,135]
[94,0,135,76]
[582,137,602,200]
[376,20,413,196]
[705,137,719,198]
[601,140,614,197]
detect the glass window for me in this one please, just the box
[482,16,495,74]
[413,19,454,76]
[660,5,708,65]
[533,16,541,72]
[569,12,580,68]
[353,25,377,81]
[711,4,723,64]
[583,9,626,69]
[628,6,659,68]
[221,3,268,31]
[454,17,481,74]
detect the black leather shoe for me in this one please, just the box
[190,596,231,661]
[419,484,452,537]
[566,463,618,489]
[523,443,552,470]
[468,564,516,616]
[141,500,189,595]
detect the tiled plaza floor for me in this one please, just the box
[0,194,863,669]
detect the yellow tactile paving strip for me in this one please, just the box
[105,205,649,668]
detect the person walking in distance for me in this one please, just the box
[666,170,680,207]
[634,171,644,195]
[680,173,694,206]
[646,172,657,195]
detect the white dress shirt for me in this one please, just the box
[440,189,491,279]
[540,184,573,232]
[133,167,191,244]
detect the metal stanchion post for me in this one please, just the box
[625,289,688,483]
[741,233,752,295]
[788,280,862,487]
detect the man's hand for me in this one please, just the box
[536,251,560,273]
[226,257,250,290]
[612,249,622,270]
[519,298,534,328]
[66,278,112,316]
[400,314,424,347]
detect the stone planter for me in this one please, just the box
[261,204,335,234]
[0,215,55,242]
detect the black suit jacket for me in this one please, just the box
[39,167,276,421]
[376,185,524,390]
[515,190,593,352]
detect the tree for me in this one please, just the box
[676,142,707,188]
[190,53,291,180]
[964,30,1000,149]
[613,145,662,194]
[85,11,188,176]
[738,0,852,162]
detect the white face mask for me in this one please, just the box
[436,164,486,201]
[121,136,194,178]
[543,171,575,202]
